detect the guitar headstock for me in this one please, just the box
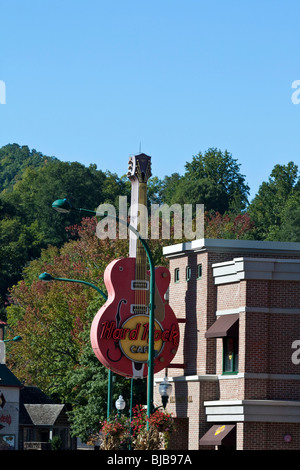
[127,153,152,183]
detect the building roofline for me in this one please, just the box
[163,238,300,258]
[0,364,23,388]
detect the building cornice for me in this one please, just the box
[204,399,300,423]
[212,257,300,284]
[154,373,300,383]
[154,374,219,384]
[163,238,300,258]
[216,306,300,315]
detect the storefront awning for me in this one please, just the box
[205,313,239,338]
[199,424,236,446]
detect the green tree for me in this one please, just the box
[0,143,56,191]
[248,162,300,241]
[159,173,182,205]
[204,211,255,239]
[276,187,300,242]
[161,149,250,213]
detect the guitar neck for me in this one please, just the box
[128,153,151,279]
[136,181,147,280]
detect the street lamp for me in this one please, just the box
[115,395,126,418]
[52,198,156,426]
[158,377,172,409]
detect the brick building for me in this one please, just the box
[154,238,300,450]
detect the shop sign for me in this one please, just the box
[100,315,179,363]
[92,310,180,378]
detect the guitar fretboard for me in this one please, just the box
[128,154,151,312]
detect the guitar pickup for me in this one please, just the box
[131,280,149,290]
[130,305,149,314]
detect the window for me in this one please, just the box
[174,268,180,282]
[186,266,191,281]
[197,263,202,279]
[223,337,239,374]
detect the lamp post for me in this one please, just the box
[52,198,156,426]
[38,271,114,419]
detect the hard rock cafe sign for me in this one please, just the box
[90,154,179,378]
[101,315,179,362]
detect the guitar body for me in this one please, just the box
[90,257,179,378]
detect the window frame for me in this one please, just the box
[197,263,202,279]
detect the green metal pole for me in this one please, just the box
[107,370,113,420]
[52,200,156,425]
[54,278,107,300]
[137,237,155,428]
[129,378,134,450]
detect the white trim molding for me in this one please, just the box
[216,306,300,316]
[204,399,300,423]
[154,374,219,384]
[163,238,300,258]
[212,257,300,285]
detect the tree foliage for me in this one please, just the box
[204,211,255,239]
[248,162,300,241]
[160,148,250,213]
[0,143,57,191]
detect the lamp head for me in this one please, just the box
[159,377,172,397]
[12,336,22,342]
[115,395,126,411]
[52,198,72,213]
[159,377,172,408]
[39,272,55,282]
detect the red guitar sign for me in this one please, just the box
[90,154,179,378]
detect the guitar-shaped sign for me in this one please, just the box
[90,153,179,378]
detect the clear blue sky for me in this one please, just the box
[0,0,299,201]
